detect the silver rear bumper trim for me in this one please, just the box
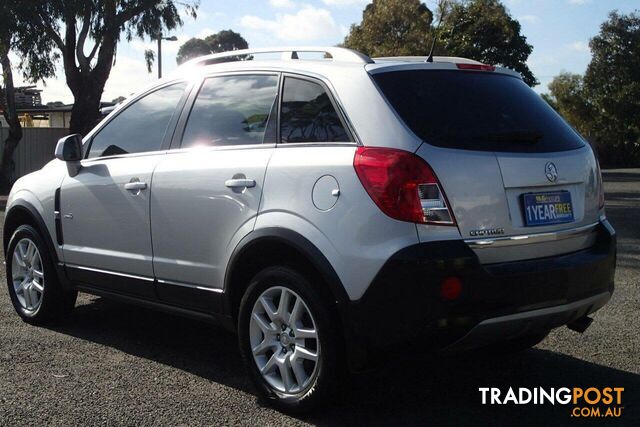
[464,221,599,249]
[445,291,611,351]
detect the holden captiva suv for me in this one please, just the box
[4,47,616,412]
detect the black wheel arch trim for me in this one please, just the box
[223,227,350,317]
[4,200,71,290]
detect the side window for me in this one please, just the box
[181,75,279,148]
[280,77,350,143]
[87,82,187,158]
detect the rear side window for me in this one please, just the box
[373,70,586,153]
[88,82,187,158]
[280,77,350,143]
[181,75,279,148]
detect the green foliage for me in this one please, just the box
[585,11,640,166]
[144,49,156,73]
[343,0,434,57]
[440,0,537,86]
[176,30,249,64]
[343,0,536,86]
[545,73,595,138]
[545,11,640,167]
[176,38,213,64]
[9,1,199,135]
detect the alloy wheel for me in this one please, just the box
[11,238,45,313]
[249,286,320,394]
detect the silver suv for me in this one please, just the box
[4,47,616,412]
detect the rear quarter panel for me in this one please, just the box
[256,145,420,301]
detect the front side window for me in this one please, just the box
[280,77,350,143]
[181,75,279,148]
[88,82,187,158]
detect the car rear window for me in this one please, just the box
[372,70,585,153]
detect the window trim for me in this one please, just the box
[172,71,282,150]
[83,79,192,162]
[278,73,356,145]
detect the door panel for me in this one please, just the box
[150,147,273,297]
[61,155,159,296]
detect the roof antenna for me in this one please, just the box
[426,1,447,63]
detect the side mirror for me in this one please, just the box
[55,134,83,162]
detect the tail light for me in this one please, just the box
[353,147,456,225]
[595,156,605,210]
[456,63,495,72]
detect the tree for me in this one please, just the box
[13,1,198,136]
[584,11,640,165]
[176,38,212,64]
[544,72,595,139]
[439,0,537,86]
[343,0,434,57]
[176,30,249,64]
[343,0,537,86]
[0,1,57,191]
[111,96,127,104]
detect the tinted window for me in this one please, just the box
[373,70,586,153]
[280,77,350,143]
[181,75,279,147]
[88,82,186,158]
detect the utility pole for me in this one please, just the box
[156,35,178,79]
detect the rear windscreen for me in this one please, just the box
[372,70,585,153]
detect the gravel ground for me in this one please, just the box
[0,170,638,426]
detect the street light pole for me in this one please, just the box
[156,35,178,79]
[157,37,162,79]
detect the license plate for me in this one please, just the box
[523,191,574,226]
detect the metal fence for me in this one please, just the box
[0,127,67,180]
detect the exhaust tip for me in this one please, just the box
[567,316,594,333]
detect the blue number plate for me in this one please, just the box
[523,191,574,226]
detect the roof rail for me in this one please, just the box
[178,46,374,69]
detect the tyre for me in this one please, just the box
[6,225,77,325]
[238,266,342,413]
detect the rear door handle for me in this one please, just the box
[124,181,147,191]
[225,178,256,189]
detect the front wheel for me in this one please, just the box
[6,225,77,325]
[238,266,342,413]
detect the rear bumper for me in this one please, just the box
[445,291,611,351]
[342,219,616,361]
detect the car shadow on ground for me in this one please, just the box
[48,296,640,425]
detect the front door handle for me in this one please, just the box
[225,178,256,189]
[124,181,147,191]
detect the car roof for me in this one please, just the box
[168,47,523,81]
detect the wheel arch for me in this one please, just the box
[3,201,70,289]
[4,202,52,256]
[223,228,349,323]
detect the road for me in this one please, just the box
[0,170,638,426]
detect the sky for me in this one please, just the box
[13,0,640,104]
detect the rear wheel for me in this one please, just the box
[238,266,342,413]
[6,225,77,325]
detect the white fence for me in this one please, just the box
[0,127,68,180]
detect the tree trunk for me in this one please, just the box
[0,42,22,193]
[68,76,106,136]
[66,42,114,136]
